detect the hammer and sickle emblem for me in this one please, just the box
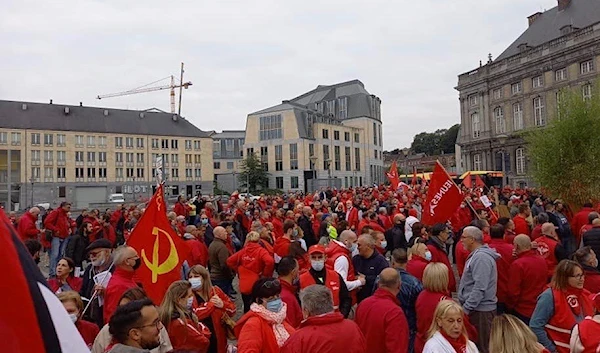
[141,227,179,283]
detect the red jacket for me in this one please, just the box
[103,268,139,324]
[273,237,292,259]
[427,241,456,292]
[227,242,274,295]
[406,256,428,282]
[280,280,303,328]
[43,208,70,238]
[488,238,514,305]
[75,319,99,348]
[368,220,385,233]
[48,276,83,293]
[573,207,594,244]
[506,250,548,318]
[512,214,530,236]
[17,212,40,241]
[192,286,236,353]
[167,316,210,353]
[355,289,408,353]
[174,202,190,218]
[271,217,284,240]
[101,224,117,246]
[531,224,543,241]
[378,214,393,231]
[186,238,209,267]
[533,236,560,278]
[583,267,600,294]
[234,311,295,353]
[504,230,516,245]
[280,312,366,353]
[455,241,469,277]
[346,207,360,230]
[575,317,600,353]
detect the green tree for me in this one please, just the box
[440,124,460,154]
[238,152,270,193]
[526,83,600,206]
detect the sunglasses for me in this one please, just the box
[261,279,280,289]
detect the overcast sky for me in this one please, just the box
[1,0,558,149]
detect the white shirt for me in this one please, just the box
[405,216,419,242]
[331,240,363,291]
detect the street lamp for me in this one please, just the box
[325,159,332,188]
[30,177,34,207]
[132,176,136,202]
[496,134,509,186]
[309,156,318,179]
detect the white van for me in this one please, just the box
[108,193,125,203]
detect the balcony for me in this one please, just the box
[57,160,66,166]
[31,160,40,166]
[116,161,123,166]
[44,160,53,166]
[126,162,134,167]
[88,162,96,166]
[57,177,66,182]
[99,162,107,166]
[137,162,144,167]
[172,162,179,167]
[75,161,84,166]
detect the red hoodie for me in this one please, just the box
[280,280,303,328]
[513,214,530,236]
[488,238,514,305]
[274,237,292,259]
[234,311,295,353]
[103,268,139,324]
[17,212,40,241]
[573,207,594,244]
[406,256,429,282]
[506,249,548,318]
[226,242,274,295]
[427,240,456,292]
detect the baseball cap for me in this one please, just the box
[308,245,326,255]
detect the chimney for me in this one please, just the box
[49,99,53,104]
[558,0,571,11]
[528,12,542,26]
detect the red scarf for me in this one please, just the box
[440,330,467,353]
[563,286,593,317]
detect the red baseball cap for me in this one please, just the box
[308,245,326,255]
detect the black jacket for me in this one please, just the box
[298,215,317,248]
[385,223,407,251]
[306,268,351,318]
[65,233,90,267]
[584,226,600,258]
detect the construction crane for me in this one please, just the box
[96,62,192,115]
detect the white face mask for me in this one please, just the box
[311,260,325,271]
[380,241,388,249]
[186,296,194,310]
[69,313,78,323]
[189,277,202,290]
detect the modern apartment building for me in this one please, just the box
[0,100,213,210]
[243,79,384,193]
[455,0,600,186]
[210,130,245,174]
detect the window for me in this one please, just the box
[98,152,106,163]
[31,167,40,181]
[275,145,283,171]
[44,133,54,145]
[125,137,133,148]
[516,148,526,175]
[75,167,84,179]
[334,130,340,140]
[194,141,201,150]
[194,155,201,164]
[126,153,134,163]
[31,133,40,145]
[75,135,84,146]
[115,168,123,179]
[289,143,298,170]
[345,147,351,171]
[532,75,544,88]
[338,97,348,119]
[493,88,502,100]
[513,103,523,130]
[494,107,505,134]
[75,151,84,162]
[185,154,192,164]
[57,134,66,146]
[259,115,283,140]
[261,146,268,171]
[583,84,593,100]
[137,153,144,164]
[511,82,522,95]
[555,68,567,82]
[161,139,168,149]
[355,148,361,171]
[316,101,324,114]
[581,59,595,75]
[291,176,299,189]
[99,168,107,178]
[323,145,330,170]
[469,95,478,106]
[57,168,66,180]
[344,132,350,141]
[184,140,192,150]
[0,132,6,144]
[471,112,481,138]
[171,168,179,178]
[115,137,123,148]
[44,151,53,161]
[87,152,95,162]
[11,132,21,144]
[334,146,341,171]
[171,139,178,149]
[214,162,221,169]
[374,150,378,159]
[87,168,96,179]
[152,138,159,149]
[276,177,284,189]
[136,138,144,148]
[98,136,106,147]
[137,168,144,178]
[171,154,178,164]
[225,139,234,152]
[115,152,123,163]
[213,140,221,158]
[227,162,234,170]
[473,154,482,171]
[31,150,40,161]
[354,133,360,143]
[44,167,53,181]
[87,135,95,147]
[326,100,335,116]
[533,97,545,126]
[322,129,329,139]
[126,168,134,178]
[195,168,201,178]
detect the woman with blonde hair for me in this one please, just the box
[188,265,236,353]
[423,300,479,353]
[406,241,431,282]
[160,280,211,353]
[489,314,547,353]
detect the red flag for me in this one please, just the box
[421,175,428,188]
[475,175,486,189]
[127,184,191,304]
[422,161,464,225]
[462,172,472,188]
[386,160,400,190]
[411,167,418,186]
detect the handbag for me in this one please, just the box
[221,312,237,340]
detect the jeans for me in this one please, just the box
[212,278,233,297]
[49,237,68,277]
[469,309,496,353]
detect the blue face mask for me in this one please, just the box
[424,251,432,262]
[265,298,282,313]
[201,218,209,225]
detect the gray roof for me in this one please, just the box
[497,0,600,61]
[290,79,370,106]
[210,130,246,139]
[0,100,210,138]
[250,102,298,115]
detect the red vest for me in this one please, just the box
[533,236,559,278]
[299,269,341,310]
[545,288,590,353]
[326,241,357,304]
[577,317,600,353]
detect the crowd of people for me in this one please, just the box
[11,184,600,353]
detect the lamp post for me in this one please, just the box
[325,159,332,188]
[496,134,508,187]
[132,176,136,202]
[30,177,34,207]
[309,156,318,193]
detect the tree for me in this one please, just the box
[409,124,460,155]
[238,152,270,193]
[440,124,460,154]
[526,82,600,207]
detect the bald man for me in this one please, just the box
[209,226,234,295]
[533,222,567,279]
[353,234,390,303]
[355,268,409,353]
[103,246,140,324]
[507,235,548,324]
[384,213,407,251]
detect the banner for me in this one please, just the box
[422,161,463,225]
[462,172,472,188]
[386,160,400,191]
[128,184,190,304]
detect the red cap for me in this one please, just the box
[308,245,326,255]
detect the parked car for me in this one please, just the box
[239,193,260,201]
[108,193,125,203]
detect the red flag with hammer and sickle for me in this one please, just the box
[128,184,190,304]
[422,161,463,225]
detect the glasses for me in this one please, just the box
[262,279,280,289]
[136,319,162,330]
[570,274,585,280]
